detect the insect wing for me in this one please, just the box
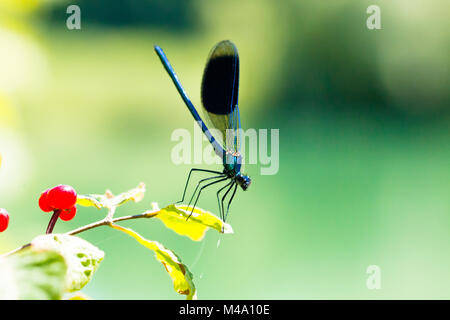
[201,40,241,154]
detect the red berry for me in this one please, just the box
[38,189,54,212]
[47,185,77,210]
[0,208,9,232]
[59,206,77,221]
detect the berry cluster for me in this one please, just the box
[39,185,78,221]
[0,208,9,232]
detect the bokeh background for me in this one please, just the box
[1,0,449,299]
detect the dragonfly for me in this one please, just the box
[154,40,251,223]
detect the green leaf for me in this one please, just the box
[155,204,233,241]
[31,234,104,292]
[0,249,67,300]
[110,223,196,300]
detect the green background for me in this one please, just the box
[0,0,449,299]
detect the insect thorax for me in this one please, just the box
[223,150,242,176]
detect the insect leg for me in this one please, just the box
[186,174,226,208]
[216,180,234,221]
[220,182,235,222]
[224,183,238,222]
[187,177,229,221]
[177,168,224,204]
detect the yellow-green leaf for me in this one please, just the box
[110,223,196,300]
[155,204,233,241]
[78,183,146,210]
[111,182,146,206]
[0,249,67,300]
[76,195,103,209]
[31,234,104,292]
[66,292,91,300]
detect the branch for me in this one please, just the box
[0,208,160,258]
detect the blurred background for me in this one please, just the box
[0,0,449,299]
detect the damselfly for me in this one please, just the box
[154,40,251,222]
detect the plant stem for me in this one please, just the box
[0,209,159,258]
[68,210,159,236]
[46,210,61,234]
